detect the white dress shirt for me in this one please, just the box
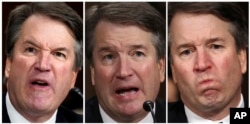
[6,93,57,123]
[185,94,244,124]
[99,103,155,123]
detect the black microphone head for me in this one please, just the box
[143,100,154,112]
[72,87,83,98]
[72,87,80,92]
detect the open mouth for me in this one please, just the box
[116,87,139,96]
[32,81,49,86]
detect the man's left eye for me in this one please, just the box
[135,51,145,57]
[211,44,223,49]
[54,52,66,58]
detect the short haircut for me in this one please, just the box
[86,2,166,64]
[168,2,248,53]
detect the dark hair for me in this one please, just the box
[5,2,83,70]
[86,2,165,64]
[168,2,248,52]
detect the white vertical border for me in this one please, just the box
[248,1,250,108]
[166,1,168,123]
[0,1,2,123]
[83,1,86,122]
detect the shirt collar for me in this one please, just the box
[6,92,57,123]
[99,103,154,123]
[185,94,244,123]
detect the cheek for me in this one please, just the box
[55,64,76,88]
[172,61,191,82]
[136,61,161,93]
[94,65,115,86]
[12,56,32,70]
[214,51,238,73]
[216,54,230,70]
[7,57,34,90]
[216,54,242,80]
[9,57,33,80]
[137,62,157,77]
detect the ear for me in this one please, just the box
[170,63,177,84]
[238,49,247,74]
[70,69,79,89]
[90,65,96,85]
[158,58,166,83]
[5,58,11,79]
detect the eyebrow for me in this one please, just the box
[131,44,146,50]
[176,37,225,50]
[97,44,147,53]
[23,40,70,53]
[23,40,40,48]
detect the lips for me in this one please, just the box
[196,76,221,96]
[116,87,139,96]
[32,80,49,86]
[30,78,52,91]
[199,79,213,85]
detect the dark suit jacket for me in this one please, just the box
[168,98,249,123]
[85,96,166,123]
[2,93,83,123]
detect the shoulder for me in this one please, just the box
[155,98,166,122]
[2,93,11,123]
[168,100,188,123]
[56,105,83,123]
[155,98,166,112]
[85,96,103,122]
[86,96,100,112]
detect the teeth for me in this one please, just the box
[32,81,48,86]
[118,89,137,96]
[36,81,45,84]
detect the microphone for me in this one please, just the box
[72,87,83,98]
[143,100,156,123]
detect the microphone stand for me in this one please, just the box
[143,100,156,123]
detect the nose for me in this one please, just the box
[193,49,212,73]
[35,51,51,72]
[116,55,133,79]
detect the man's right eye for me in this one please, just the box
[101,54,116,65]
[24,47,37,55]
[180,49,191,56]
[103,54,114,60]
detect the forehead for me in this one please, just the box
[170,13,232,43]
[93,21,154,49]
[171,12,230,30]
[18,14,75,45]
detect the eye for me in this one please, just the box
[180,49,192,56]
[102,53,116,65]
[24,47,37,55]
[53,52,66,59]
[103,54,114,60]
[134,51,145,57]
[211,44,223,49]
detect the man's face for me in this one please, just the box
[170,13,247,113]
[5,15,78,119]
[91,21,165,122]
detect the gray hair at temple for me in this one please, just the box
[168,2,248,55]
[5,2,83,70]
[86,2,166,65]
